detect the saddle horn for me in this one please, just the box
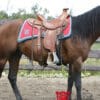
[42,8,69,29]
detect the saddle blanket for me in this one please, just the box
[17,19,39,43]
[59,17,72,40]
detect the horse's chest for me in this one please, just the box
[61,45,89,64]
[61,44,81,63]
[61,49,75,63]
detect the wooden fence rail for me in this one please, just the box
[5,50,100,71]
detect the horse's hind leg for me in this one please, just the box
[0,59,7,78]
[8,51,22,100]
[67,60,82,100]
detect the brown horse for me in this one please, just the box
[42,6,100,100]
[0,11,68,100]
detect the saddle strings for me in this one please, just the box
[31,20,35,67]
[39,26,43,67]
[37,25,43,67]
[31,20,44,68]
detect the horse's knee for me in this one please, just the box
[8,72,22,100]
[73,57,82,72]
[74,72,81,88]
[8,74,17,85]
[75,81,81,91]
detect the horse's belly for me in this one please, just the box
[0,45,17,58]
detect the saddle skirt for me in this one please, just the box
[17,19,39,43]
[58,17,72,40]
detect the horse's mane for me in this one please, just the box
[72,6,100,39]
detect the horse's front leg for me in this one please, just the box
[74,71,81,100]
[8,52,22,100]
[73,57,82,100]
[67,64,74,100]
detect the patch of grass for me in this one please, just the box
[18,70,100,78]
[18,69,68,78]
[3,69,100,78]
[89,71,100,76]
[91,43,100,50]
[84,58,100,66]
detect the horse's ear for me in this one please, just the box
[62,8,70,19]
[63,8,69,12]
[37,14,45,21]
[63,8,70,19]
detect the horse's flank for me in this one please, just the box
[0,19,23,59]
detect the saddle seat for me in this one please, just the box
[27,18,43,27]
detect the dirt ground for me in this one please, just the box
[0,75,100,100]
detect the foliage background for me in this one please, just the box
[0,3,53,20]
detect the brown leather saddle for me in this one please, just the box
[27,17,55,52]
[27,8,69,53]
[26,8,69,63]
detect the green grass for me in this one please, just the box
[84,58,100,66]
[18,70,100,78]
[3,68,100,78]
[18,68,68,78]
[91,43,100,50]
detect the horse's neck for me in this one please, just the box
[72,15,100,46]
[89,34,100,45]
